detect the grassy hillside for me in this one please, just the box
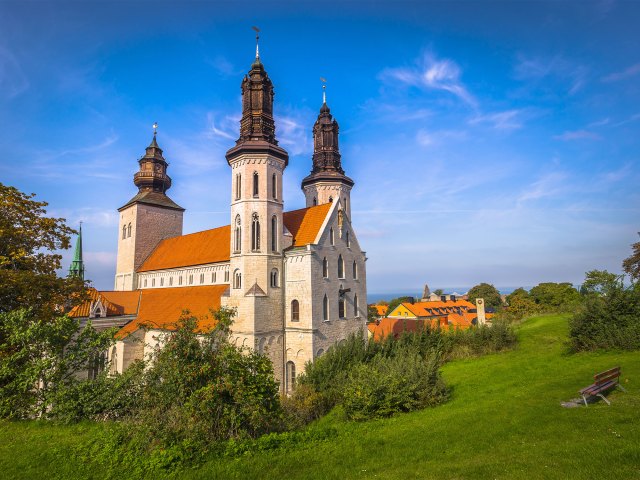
[1,314,639,479]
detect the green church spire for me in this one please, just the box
[68,222,85,281]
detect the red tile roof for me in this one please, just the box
[137,204,332,272]
[116,285,228,338]
[283,203,332,247]
[69,289,141,318]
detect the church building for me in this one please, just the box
[71,42,367,391]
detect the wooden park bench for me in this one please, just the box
[580,366,626,406]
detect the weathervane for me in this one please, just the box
[252,26,260,58]
[320,77,327,104]
[153,122,158,136]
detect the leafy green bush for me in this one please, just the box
[342,352,447,421]
[569,275,640,351]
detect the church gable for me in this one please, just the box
[282,203,332,247]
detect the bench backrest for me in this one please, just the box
[594,367,621,386]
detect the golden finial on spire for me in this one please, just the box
[320,77,327,104]
[252,26,260,58]
[153,122,158,136]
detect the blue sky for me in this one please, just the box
[1,1,639,294]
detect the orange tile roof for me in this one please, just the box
[137,204,332,273]
[138,225,230,272]
[283,203,332,247]
[373,305,388,316]
[69,289,141,318]
[116,285,228,338]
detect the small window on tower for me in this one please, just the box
[122,226,126,240]
[291,300,300,321]
[253,172,259,197]
[127,223,132,238]
[313,197,317,206]
[272,173,277,199]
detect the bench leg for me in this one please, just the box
[617,384,627,393]
[582,394,588,407]
[597,393,611,405]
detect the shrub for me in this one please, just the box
[342,351,447,421]
[569,280,640,351]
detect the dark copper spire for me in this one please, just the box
[134,127,172,193]
[302,99,354,188]
[226,34,288,165]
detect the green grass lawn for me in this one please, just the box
[1,314,639,479]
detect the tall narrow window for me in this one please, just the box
[234,215,241,253]
[323,294,328,321]
[346,231,350,247]
[354,294,359,317]
[291,300,299,321]
[160,278,164,286]
[338,296,345,318]
[169,277,173,286]
[251,213,260,251]
[224,270,229,282]
[313,197,317,206]
[234,270,241,289]
[330,227,334,245]
[272,173,277,199]
[122,225,126,239]
[152,278,155,287]
[286,361,296,393]
[235,173,242,200]
[271,269,279,288]
[271,215,277,252]
[179,276,183,286]
[253,172,259,197]
[353,261,358,280]
[212,272,216,283]
[127,223,132,238]
[322,257,328,278]
[338,254,344,279]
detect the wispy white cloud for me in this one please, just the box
[275,114,312,156]
[553,130,602,141]
[513,54,587,95]
[602,62,640,82]
[612,112,640,127]
[206,55,242,77]
[469,109,528,130]
[415,129,467,147]
[588,118,610,128]
[518,171,568,204]
[0,45,29,99]
[205,112,238,141]
[380,51,477,107]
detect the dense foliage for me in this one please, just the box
[0,309,114,419]
[569,270,640,351]
[622,238,640,281]
[299,321,516,421]
[529,282,581,311]
[467,283,502,309]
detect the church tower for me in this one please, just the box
[223,36,289,368]
[68,223,85,281]
[301,89,354,217]
[114,128,184,291]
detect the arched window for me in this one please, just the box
[160,277,164,286]
[178,276,183,286]
[212,272,216,283]
[338,254,344,279]
[338,296,346,318]
[291,299,299,321]
[328,196,333,203]
[270,269,279,288]
[234,215,241,253]
[188,274,193,285]
[346,231,350,247]
[323,294,328,321]
[313,197,317,206]
[271,215,277,252]
[144,279,147,287]
[354,294,359,317]
[234,269,242,289]
[127,223,132,238]
[253,171,259,197]
[353,261,358,279]
[251,213,260,251]
[199,273,204,284]
[224,270,229,282]
[235,173,242,200]
[322,257,328,278]
[286,361,296,393]
[122,225,126,239]
[169,277,173,286]
[272,173,277,199]
[330,227,334,245]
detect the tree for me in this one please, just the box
[367,305,379,323]
[580,270,623,296]
[529,282,581,310]
[467,283,502,310]
[0,183,85,320]
[622,239,640,281]
[433,289,444,296]
[0,309,115,418]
